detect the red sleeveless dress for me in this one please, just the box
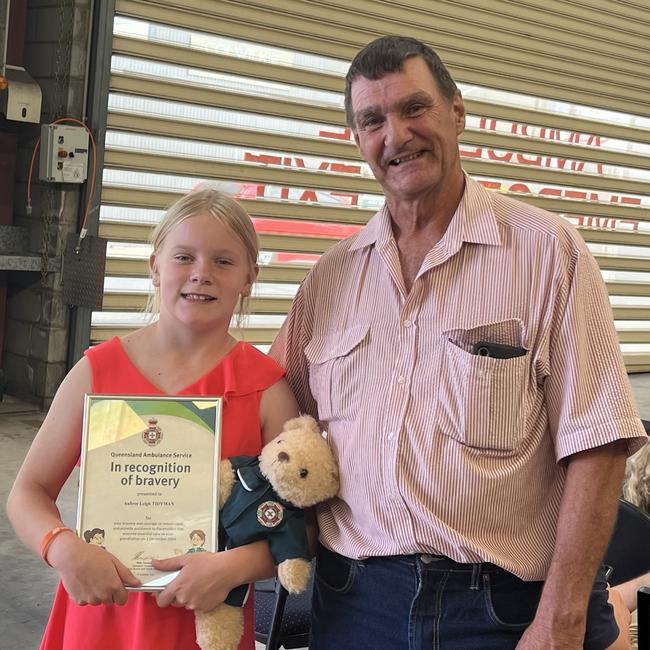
[40,337,284,650]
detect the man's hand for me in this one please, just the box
[515,618,585,649]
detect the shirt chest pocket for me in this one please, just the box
[304,325,369,424]
[437,336,528,453]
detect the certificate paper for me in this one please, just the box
[77,395,221,590]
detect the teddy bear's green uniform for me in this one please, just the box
[220,455,311,607]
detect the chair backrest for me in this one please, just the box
[254,572,313,650]
[604,498,650,586]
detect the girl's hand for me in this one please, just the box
[48,534,141,606]
[153,552,241,612]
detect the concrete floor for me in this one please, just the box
[2,375,650,649]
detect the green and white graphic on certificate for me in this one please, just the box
[77,395,221,590]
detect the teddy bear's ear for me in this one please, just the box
[282,414,321,435]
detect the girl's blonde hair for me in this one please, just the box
[623,438,650,515]
[146,187,259,327]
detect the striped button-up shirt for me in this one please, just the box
[270,175,646,580]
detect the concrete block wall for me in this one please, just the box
[3,0,92,407]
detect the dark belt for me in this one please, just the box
[326,547,517,590]
[359,552,506,573]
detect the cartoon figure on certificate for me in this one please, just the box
[187,529,207,553]
[83,528,106,549]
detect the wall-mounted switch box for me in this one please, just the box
[38,124,89,183]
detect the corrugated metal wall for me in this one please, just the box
[97,0,650,371]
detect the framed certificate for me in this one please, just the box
[77,394,221,590]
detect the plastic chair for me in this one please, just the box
[254,572,313,650]
[604,498,650,587]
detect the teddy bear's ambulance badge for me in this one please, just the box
[257,501,284,528]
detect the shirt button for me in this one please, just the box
[387,431,395,441]
[397,375,406,385]
[403,319,412,328]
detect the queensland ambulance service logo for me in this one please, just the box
[142,417,162,446]
[257,501,284,528]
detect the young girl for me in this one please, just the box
[7,188,299,649]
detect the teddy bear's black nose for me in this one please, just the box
[299,468,309,478]
[277,451,290,462]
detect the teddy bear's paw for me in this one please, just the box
[195,604,243,650]
[278,557,311,594]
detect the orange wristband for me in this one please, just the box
[40,526,74,566]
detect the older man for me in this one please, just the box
[271,35,647,649]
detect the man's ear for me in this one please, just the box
[150,252,160,287]
[453,92,466,135]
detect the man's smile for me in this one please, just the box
[388,151,425,166]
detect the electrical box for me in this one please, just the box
[0,65,42,123]
[38,124,89,183]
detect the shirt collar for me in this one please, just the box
[236,464,267,492]
[457,174,501,247]
[349,202,391,251]
[348,173,501,252]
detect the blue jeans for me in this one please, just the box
[310,544,618,649]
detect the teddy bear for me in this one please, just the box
[194,414,339,650]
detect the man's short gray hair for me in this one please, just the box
[344,35,459,128]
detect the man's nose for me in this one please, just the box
[384,114,411,149]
